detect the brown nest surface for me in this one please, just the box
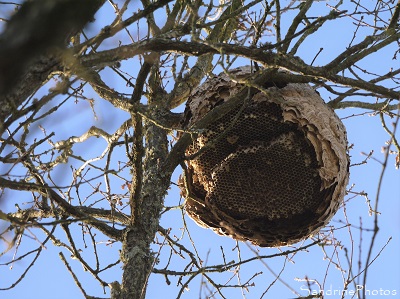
[179,67,349,247]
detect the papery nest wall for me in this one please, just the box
[179,66,350,247]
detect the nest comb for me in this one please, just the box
[179,66,349,247]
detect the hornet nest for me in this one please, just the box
[179,66,349,247]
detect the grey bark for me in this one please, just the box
[118,120,169,299]
[0,0,105,131]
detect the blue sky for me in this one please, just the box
[1,1,399,298]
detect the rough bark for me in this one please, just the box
[118,113,169,298]
[0,0,105,131]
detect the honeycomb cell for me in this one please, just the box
[179,66,350,247]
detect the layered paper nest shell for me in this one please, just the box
[179,67,349,247]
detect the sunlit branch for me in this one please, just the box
[80,39,400,100]
[0,177,123,240]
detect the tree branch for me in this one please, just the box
[0,177,123,240]
[80,38,400,100]
[0,0,105,133]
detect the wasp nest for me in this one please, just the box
[179,66,349,247]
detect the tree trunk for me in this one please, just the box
[118,120,168,299]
